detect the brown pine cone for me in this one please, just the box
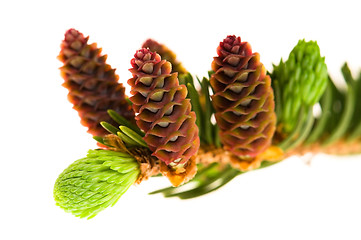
[128,48,199,168]
[210,35,276,160]
[58,28,134,137]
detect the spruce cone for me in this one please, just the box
[272,39,328,133]
[210,35,276,159]
[58,28,134,137]
[142,39,187,75]
[128,48,199,168]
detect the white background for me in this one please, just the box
[1,0,361,239]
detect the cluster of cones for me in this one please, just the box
[58,29,279,186]
[55,28,361,219]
